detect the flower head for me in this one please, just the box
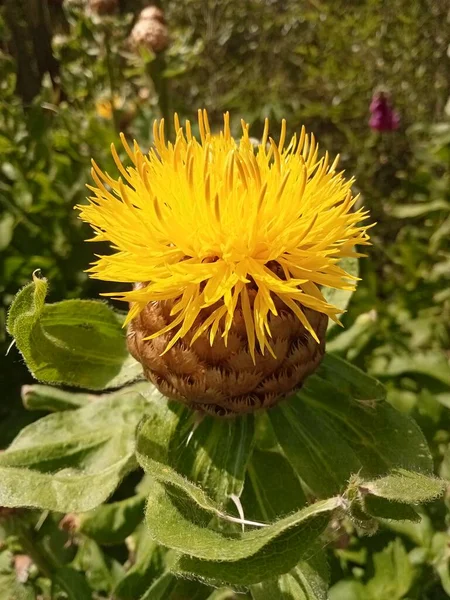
[369,92,400,132]
[78,110,371,362]
[88,0,118,16]
[96,96,122,120]
[129,6,169,54]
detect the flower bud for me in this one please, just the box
[369,92,400,132]
[129,6,169,53]
[78,112,371,417]
[89,0,118,16]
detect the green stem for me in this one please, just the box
[50,578,56,600]
[104,27,119,133]
[7,515,54,580]
[149,53,171,139]
[0,192,41,235]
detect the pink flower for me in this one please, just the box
[369,92,400,132]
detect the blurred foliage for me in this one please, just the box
[325,109,450,600]
[1,0,450,598]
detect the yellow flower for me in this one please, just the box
[95,96,123,120]
[96,99,113,120]
[78,110,371,361]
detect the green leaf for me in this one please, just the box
[72,539,124,595]
[246,446,329,598]
[0,212,15,252]
[329,580,365,600]
[381,512,434,547]
[138,403,338,586]
[254,412,279,452]
[360,469,445,504]
[136,397,254,506]
[53,567,93,600]
[206,589,243,599]
[7,275,142,390]
[318,354,386,402]
[173,503,334,587]
[431,532,450,596]
[323,256,359,331]
[35,513,77,567]
[365,539,414,600]
[138,572,213,600]
[301,375,432,476]
[389,199,450,218]
[326,311,377,356]
[138,573,176,600]
[241,448,307,522]
[0,391,147,512]
[172,411,255,505]
[362,496,420,523]
[371,351,450,387]
[270,358,432,498]
[251,549,329,600]
[269,399,362,497]
[113,526,166,600]
[143,478,339,563]
[21,384,92,412]
[79,494,145,545]
[150,574,212,600]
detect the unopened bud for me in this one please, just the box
[89,0,118,16]
[129,6,169,53]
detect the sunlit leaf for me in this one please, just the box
[0,391,147,512]
[7,275,142,390]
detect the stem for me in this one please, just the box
[0,192,41,235]
[7,514,54,580]
[104,27,119,133]
[149,53,171,139]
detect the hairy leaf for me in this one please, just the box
[142,478,339,564]
[113,527,166,600]
[7,275,142,390]
[270,358,432,498]
[361,469,445,504]
[362,496,420,523]
[21,384,92,412]
[251,549,329,600]
[241,449,307,522]
[172,412,255,505]
[173,510,333,587]
[53,567,93,600]
[0,391,147,512]
[79,494,146,545]
[269,400,362,497]
[318,354,386,402]
[136,399,254,506]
